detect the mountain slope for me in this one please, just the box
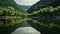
[27,0,60,13]
[0,0,25,12]
[22,5,30,11]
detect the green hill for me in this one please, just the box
[27,0,60,13]
[0,0,25,12]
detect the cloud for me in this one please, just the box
[14,0,40,6]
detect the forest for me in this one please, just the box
[0,0,60,34]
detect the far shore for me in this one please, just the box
[0,16,23,19]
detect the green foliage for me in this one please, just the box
[0,0,25,12]
[32,6,60,14]
[0,6,26,16]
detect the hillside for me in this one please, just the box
[22,5,30,11]
[27,0,60,13]
[0,0,25,12]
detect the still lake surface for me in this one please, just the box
[0,18,41,34]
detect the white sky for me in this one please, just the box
[14,0,40,6]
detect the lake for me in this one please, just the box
[0,18,41,34]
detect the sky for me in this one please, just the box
[14,0,40,6]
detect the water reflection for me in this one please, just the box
[27,17,60,34]
[0,18,41,34]
[11,27,41,34]
[0,18,26,34]
[1,16,60,34]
